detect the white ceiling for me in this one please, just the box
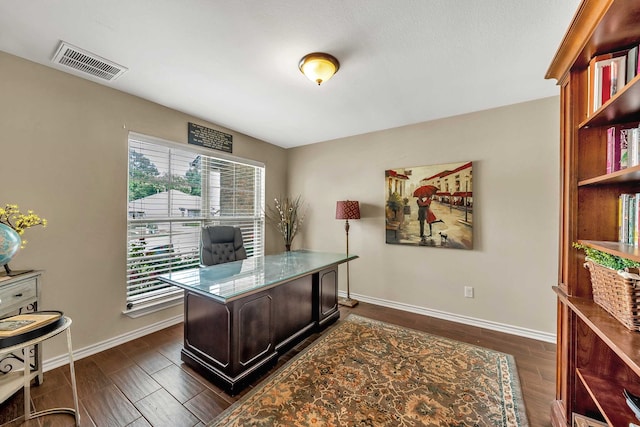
[0,0,580,149]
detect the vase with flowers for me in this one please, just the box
[0,204,47,275]
[265,195,306,251]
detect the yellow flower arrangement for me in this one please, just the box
[0,204,47,247]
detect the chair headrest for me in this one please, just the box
[205,226,237,244]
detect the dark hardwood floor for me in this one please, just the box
[0,302,556,427]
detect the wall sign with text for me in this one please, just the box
[188,122,233,153]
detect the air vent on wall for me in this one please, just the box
[51,41,128,81]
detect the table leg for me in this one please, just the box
[66,326,80,426]
[35,342,43,385]
[23,344,31,420]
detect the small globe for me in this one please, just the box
[0,223,21,266]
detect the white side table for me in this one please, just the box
[0,271,43,386]
[0,316,79,426]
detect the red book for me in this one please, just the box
[602,64,611,105]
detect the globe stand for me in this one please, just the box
[1,263,32,277]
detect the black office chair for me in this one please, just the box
[200,226,247,266]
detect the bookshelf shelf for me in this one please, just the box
[557,289,640,376]
[576,370,637,427]
[577,240,640,262]
[547,0,640,425]
[578,165,640,186]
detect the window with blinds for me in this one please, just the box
[126,133,265,310]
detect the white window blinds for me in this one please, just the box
[126,133,265,309]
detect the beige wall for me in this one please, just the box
[0,48,559,363]
[0,51,288,359]
[288,96,560,334]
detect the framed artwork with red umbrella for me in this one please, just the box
[385,161,473,249]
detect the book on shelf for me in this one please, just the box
[571,413,607,427]
[621,127,631,169]
[0,312,62,338]
[601,63,612,105]
[587,50,627,115]
[607,125,640,172]
[572,412,607,427]
[631,128,640,168]
[620,193,630,244]
[607,125,624,173]
[619,193,640,246]
[607,126,615,173]
[589,53,611,115]
[611,59,623,97]
[619,195,623,242]
[632,195,638,246]
[627,45,639,84]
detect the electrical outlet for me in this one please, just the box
[464,286,474,298]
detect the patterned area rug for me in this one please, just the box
[209,314,529,427]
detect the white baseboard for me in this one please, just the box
[341,291,557,344]
[42,293,555,372]
[43,314,184,372]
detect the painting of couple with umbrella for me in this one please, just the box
[385,161,473,249]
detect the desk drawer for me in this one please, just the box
[0,278,37,316]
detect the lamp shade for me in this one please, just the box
[299,52,340,85]
[336,200,360,220]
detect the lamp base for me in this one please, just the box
[338,297,359,308]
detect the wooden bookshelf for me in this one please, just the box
[546,1,640,425]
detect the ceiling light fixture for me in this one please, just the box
[298,52,340,86]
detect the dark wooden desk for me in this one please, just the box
[159,250,356,394]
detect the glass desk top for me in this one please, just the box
[159,250,357,302]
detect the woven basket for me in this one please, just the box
[584,259,640,331]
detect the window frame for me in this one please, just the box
[124,132,265,317]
